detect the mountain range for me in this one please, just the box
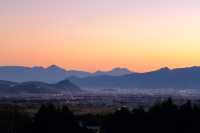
[1,65,200,90]
[0,65,133,83]
[69,66,200,89]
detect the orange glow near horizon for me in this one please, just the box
[1,0,200,72]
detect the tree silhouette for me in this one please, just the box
[33,104,93,133]
[100,98,200,133]
[0,99,200,133]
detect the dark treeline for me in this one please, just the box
[101,98,200,133]
[0,105,93,133]
[1,98,200,133]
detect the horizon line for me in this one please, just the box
[0,64,200,73]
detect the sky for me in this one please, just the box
[1,0,200,72]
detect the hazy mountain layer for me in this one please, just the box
[0,65,133,83]
[69,67,200,89]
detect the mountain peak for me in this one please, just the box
[111,67,131,72]
[94,67,132,76]
[56,79,81,91]
[47,65,61,69]
[159,67,170,71]
[46,65,67,72]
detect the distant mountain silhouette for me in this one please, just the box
[0,79,80,94]
[2,65,200,90]
[0,65,66,83]
[54,80,80,92]
[0,65,133,83]
[69,66,200,89]
[94,67,133,76]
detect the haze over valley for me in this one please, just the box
[0,65,200,104]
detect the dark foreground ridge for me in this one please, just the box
[1,98,200,133]
[0,79,80,94]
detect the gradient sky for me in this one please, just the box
[1,0,200,72]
